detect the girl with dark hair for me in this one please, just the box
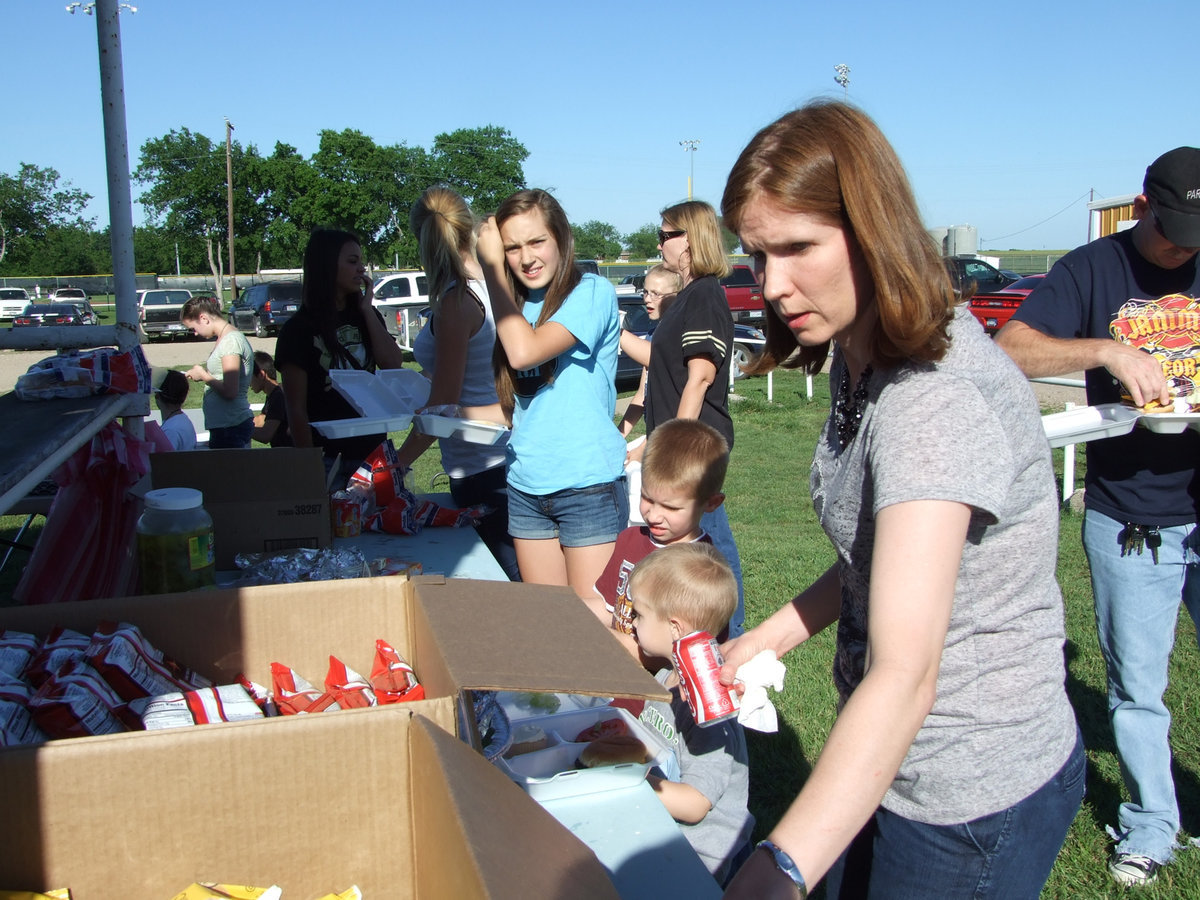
[476,189,627,593]
[275,228,406,480]
[393,187,519,581]
[718,101,1082,900]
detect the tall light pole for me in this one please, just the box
[834,63,851,97]
[680,139,700,200]
[225,118,237,303]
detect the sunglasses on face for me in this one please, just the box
[657,229,686,244]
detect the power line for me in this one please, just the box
[981,190,1094,243]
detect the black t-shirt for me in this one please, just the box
[274,304,388,462]
[261,384,292,448]
[645,275,735,449]
[1012,229,1200,524]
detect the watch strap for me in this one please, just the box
[757,838,808,898]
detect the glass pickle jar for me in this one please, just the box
[137,487,215,594]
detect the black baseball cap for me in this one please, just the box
[1144,147,1200,248]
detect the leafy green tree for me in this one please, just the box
[624,224,661,261]
[572,220,623,261]
[134,127,254,294]
[719,219,741,254]
[295,129,429,269]
[430,126,528,213]
[0,163,93,271]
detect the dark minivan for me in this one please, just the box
[231,282,302,337]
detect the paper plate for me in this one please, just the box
[1041,403,1140,448]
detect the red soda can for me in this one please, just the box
[673,630,740,727]
[331,491,362,538]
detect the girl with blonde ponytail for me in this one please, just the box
[394,186,519,579]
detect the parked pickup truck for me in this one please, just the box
[138,289,193,341]
[721,264,764,324]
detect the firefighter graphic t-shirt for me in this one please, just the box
[1012,229,1200,524]
[505,274,626,495]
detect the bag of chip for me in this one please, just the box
[28,659,139,738]
[370,638,425,704]
[270,662,340,715]
[85,621,212,702]
[324,656,375,709]
[23,627,90,688]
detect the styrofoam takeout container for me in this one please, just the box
[413,414,509,445]
[494,705,678,801]
[329,369,431,419]
[1041,403,1140,448]
[1137,412,1200,435]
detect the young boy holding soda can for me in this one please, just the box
[626,541,753,884]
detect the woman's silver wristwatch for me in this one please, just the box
[757,839,808,898]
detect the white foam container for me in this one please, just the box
[329,369,431,418]
[1138,412,1200,435]
[1042,403,1140,448]
[413,414,509,445]
[494,704,678,801]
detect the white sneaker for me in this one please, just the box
[1109,853,1160,887]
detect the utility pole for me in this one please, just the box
[225,118,237,304]
[680,139,700,200]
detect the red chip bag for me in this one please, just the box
[24,626,90,688]
[85,621,212,701]
[324,656,376,709]
[0,672,48,747]
[29,659,139,738]
[270,662,340,716]
[0,629,39,678]
[370,639,425,704]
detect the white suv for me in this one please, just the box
[373,271,429,340]
[0,287,30,318]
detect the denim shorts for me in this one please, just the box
[207,417,252,449]
[507,477,628,547]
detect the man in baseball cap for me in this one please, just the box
[995,147,1200,887]
[1144,146,1200,250]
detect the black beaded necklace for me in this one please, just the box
[833,364,873,450]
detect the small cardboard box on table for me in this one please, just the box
[149,447,332,570]
[0,575,670,898]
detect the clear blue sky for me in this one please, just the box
[4,0,1196,254]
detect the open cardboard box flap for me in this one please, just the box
[0,708,619,899]
[411,575,670,701]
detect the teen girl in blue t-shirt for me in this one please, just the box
[477,189,627,594]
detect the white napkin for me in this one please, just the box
[734,650,786,733]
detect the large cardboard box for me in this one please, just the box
[0,576,670,897]
[149,447,332,569]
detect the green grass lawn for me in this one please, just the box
[1,367,1197,897]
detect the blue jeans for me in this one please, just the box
[701,502,744,637]
[507,477,629,548]
[824,731,1085,899]
[1082,508,1200,863]
[450,464,521,582]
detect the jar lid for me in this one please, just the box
[144,487,204,511]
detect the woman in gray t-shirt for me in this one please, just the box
[718,101,1082,900]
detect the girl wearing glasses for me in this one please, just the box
[638,200,744,634]
[477,189,627,593]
